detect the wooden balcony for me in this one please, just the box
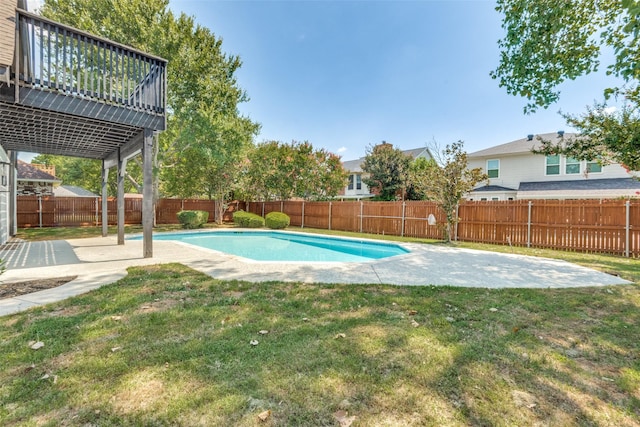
[0,8,167,159]
[0,5,167,258]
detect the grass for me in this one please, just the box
[2,226,639,425]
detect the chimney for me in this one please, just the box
[557,130,565,137]
[527,134,534,141]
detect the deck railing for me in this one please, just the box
[14,9,166,115]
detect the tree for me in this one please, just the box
[535,103,640,171]
[361,142,412,200]
[492,0,640,113]
[162,109,259,223]
[31,154,143,196]
[242,141,348,201]
[492,0,640,170]
[411,141,487,243]
[406,157,434,200]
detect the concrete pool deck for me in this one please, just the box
[0,232,632,316]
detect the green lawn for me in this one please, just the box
[2,226,639,426]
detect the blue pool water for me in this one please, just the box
[133,231,409,262]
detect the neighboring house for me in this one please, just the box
[54,185,98,198]
[17,160,62,196]
[467,131,640,200]
[340,147,432,199]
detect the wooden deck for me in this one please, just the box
[0,6,167,257]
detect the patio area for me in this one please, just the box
[0,233,630,316]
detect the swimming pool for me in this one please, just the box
[132,230,409,262]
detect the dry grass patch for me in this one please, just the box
[0,262,639,426]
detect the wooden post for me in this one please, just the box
[8,151,16,236]
[38,196,42,228]
[301,201,305,228]
[625,200,630,258]
[527,201,532,248]
[329,202,332,230]
[401,201,406,237]
[359,201,363,233]
[142,128,154,258]
[101,161,109,236]
[117,150,126,245]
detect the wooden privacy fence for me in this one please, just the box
[17,196,640,257]
[17,196,244,227]
[246,199,640,258]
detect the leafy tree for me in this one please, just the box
[492,0,640,113]
[411,141,487,243]
[41,0,259,201]
[406,156,435,200]
[492,0,640,170]
[162,109,258,223]
[243,141,348,201]
[361,142,412,200]
[535,103,640,171]
[31,154,142,196]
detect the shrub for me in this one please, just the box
[265,212,290,229]
[177,210,209,229]
[233,211,265,228]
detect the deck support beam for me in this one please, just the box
[101,162,109,237]
[8,151,17,237]
[117,150,127,245]
[142,128,154,258]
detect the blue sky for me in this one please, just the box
[20,0,620,162]
[166,0,622,161]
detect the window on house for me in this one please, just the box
[565,157,581,174]
[546,155,560,175]
[587,161,602,173]
[491,197,499,201]
[356,174,362,190]
[487,159,499,178]
[347,174,354,190]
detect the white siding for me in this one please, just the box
[468,153,634,190]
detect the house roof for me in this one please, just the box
[54,185,98,197]
[472,185,517,193]
[468,132,576,158]
[342,147,432,172]
[518,177,640,192]
[17,160,61,182]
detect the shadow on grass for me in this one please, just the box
[0,264,639,426]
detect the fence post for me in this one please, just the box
[38,196,42,228]
[454,203,459,241]
[527,201,532,248]
[261,202,265,218]
[625,200,630,258]
[301,201,305,228]
[401,201,406,237]
[281,201,284,212]
[359,201,363,233]
[95,196,99,226]
[329,201,332,230]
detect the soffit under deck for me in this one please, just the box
[0,102,141,159]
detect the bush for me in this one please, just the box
[177,210,209,229]
[265,212,290,229]
[233,211,265,228]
